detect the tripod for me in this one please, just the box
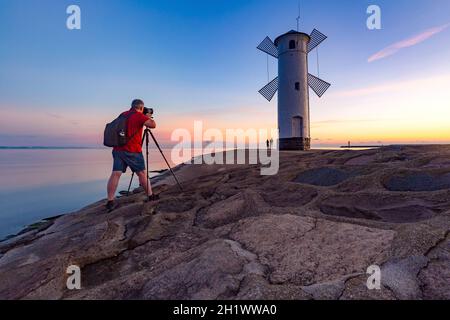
[127,129,182,196]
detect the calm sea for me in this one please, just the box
[0,148,175,239]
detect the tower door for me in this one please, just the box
[292,116,303,137]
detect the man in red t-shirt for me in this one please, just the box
[106,99,157,212]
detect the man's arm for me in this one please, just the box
[144,118,156,129]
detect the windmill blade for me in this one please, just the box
[257,37,278,59]
[308,73,331,97]
[307,29,327,53]
[259,77,279,101]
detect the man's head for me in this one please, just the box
[131,99,145,112]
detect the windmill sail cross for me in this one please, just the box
[258,77,279,102]
[257,37,278,59]
[308,73,331,97]
[307,29,327,53]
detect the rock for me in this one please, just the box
[381,256,429,300]
[318,194,440,223]
[260,183,318,208]
[140,239,264,299]
[418,233,450,299]
[294,167,364,186]
[345,154,377,165]
[339,274,397,300]
[229,214,395,286]
[302,277,349,300]
[385,171,450,191]
[195,191,262,228]
[0,145,449,300]
[236,274,311,300]
[422,157,450,169]
[419,259,450,300]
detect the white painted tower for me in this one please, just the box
[276,31,311,150]
[257,29,331,150]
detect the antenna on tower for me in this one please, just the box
[296,0,301,31]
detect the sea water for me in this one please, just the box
[0,148,172,239]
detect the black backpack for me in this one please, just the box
[103,112,138,147]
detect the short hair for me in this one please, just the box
[131,99,144,109]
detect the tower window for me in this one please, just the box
[295,82,300,91]
[289,40,296,49]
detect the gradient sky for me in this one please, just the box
[1,0,450,147]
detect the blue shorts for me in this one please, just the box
[112,150,145,173]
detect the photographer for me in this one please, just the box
[106,99,157,212]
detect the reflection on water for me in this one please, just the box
[0,148,172,239]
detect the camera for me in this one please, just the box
[143,107,154,117]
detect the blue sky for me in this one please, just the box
[1,0,450,146]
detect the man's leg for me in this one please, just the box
[136,170,153,196]
[107,171,122,201]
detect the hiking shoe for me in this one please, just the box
[106,200,117,213]
[146,194,160,202]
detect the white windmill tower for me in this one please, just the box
[257,25,331,150]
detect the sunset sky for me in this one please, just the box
[1,0,450,147]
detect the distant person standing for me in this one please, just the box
[266,139,270,149]
[270,138,274,149]
[105,99,157,212]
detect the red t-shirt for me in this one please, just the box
[113,110,149,153]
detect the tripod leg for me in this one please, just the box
[146,131,150,197]
[148,130,183,191]
[127,172,135,196]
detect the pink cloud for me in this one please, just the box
[368,23,450,62]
